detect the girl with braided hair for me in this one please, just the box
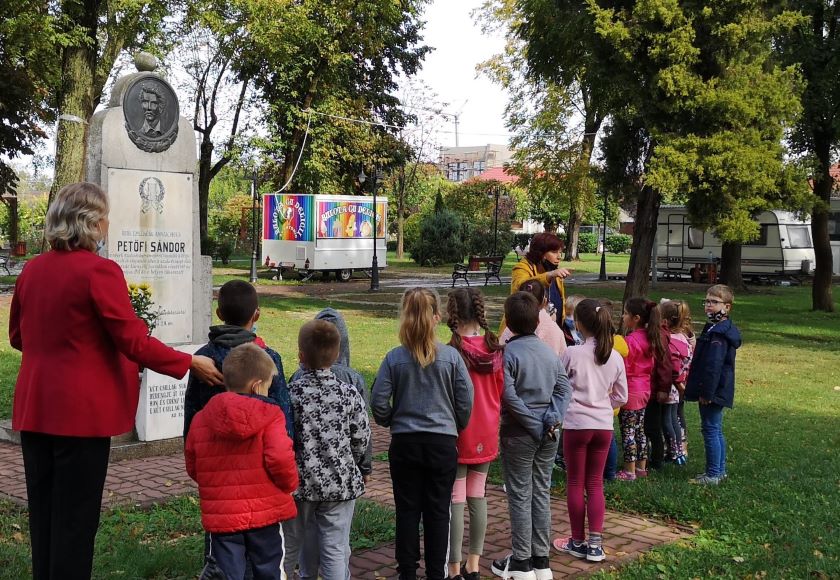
[445,288,504,580]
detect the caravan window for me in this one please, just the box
[829,212,840,242]
[787,226,811,248]
[687,227,704,249]
[745,224,768,246]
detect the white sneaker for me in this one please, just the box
[490,555,538,580]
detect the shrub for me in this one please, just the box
[410,210,467,266]
[386,240,397,252]
[606,233,632,254]
[464,224,514,258]
[578,232,599,253]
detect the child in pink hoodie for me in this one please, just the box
[617,298,666,481]
[446,288,505,580]
[553,299,627,563]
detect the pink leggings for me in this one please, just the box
[563,429,613,541]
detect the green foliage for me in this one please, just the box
[402,212,424,255]
[410,210,466,266]
[444,180,516,256]
[588,0,806,243]
[208,193,252,262]
[605,233,632,254]
[189,0,430,192]
[577,232,598,253]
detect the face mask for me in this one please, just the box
[251,324,258,334]
[542,259,557,271]
[706,310,727,323]
[95,238,106,253]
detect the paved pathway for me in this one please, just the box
[0,424,689,578]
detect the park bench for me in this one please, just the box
[451,255,504,287]
[0,247,18,276]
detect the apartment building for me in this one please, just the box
[439,144,512,182]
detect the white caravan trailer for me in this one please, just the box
[261,194,387,281]
[655,206,815,279]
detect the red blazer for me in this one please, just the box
[185,393,298,533]
[10,249,192,437]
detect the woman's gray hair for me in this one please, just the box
[45,182,109,252]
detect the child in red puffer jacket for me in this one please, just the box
[185,343,298,580]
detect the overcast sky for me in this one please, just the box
[410,0,511,148]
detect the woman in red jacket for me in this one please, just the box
[9,182,223,580]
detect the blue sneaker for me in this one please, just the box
[552,537,587,559]
[586,543,605,562]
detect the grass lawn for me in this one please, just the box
[0,497,394,578]
[0,279,838,577]
[211,250,632,286]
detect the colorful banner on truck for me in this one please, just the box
[263,194,314,241]
[316,200,386,239]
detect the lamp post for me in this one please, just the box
[249,169,259,284]
[599,188,608,282]
[492,185,501,256]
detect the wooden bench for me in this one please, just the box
[451,255,504,287]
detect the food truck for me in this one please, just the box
[261,194,387,281]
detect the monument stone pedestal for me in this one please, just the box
[86,54,212,442]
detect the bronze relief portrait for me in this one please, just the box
[123,76,179,153]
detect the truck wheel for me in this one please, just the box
[337,269,353,282]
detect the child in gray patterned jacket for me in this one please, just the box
[282,320,371,580]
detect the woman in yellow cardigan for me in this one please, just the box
[503,232,571,332]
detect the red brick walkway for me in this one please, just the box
[0,424,689,578]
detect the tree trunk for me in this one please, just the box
[47,0,100,235]
[622,183,660,302]
[396,170,406,258]
[811,143,835,312]
[719,241,746,291]
[565,109,603,261]
[198,138,214,254]
[564,205,581,261]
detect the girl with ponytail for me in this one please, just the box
[372,287,474,580]
[445,288,504,580]
[553,300,628,562]
[616,298,665,480]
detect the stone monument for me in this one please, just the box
[86,53,213,441]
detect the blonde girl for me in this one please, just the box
[372,287,474,580]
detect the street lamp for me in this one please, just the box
[492,185,501,256]
[359,169,381,291]
[599,187,608,281]
[249,169,259,283]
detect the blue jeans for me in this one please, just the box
[603,434,618,480]
[699,403,726,477]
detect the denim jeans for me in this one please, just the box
[603,434,618,480]
[699,403,726,477]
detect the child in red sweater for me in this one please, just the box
[185,343,298,580]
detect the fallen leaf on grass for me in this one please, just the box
[813,550,823,559]
[733,556,745,563]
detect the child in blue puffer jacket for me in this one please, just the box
[685,284,741,486]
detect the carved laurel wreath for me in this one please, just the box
[139,177,166,214]
[125,125,179,153]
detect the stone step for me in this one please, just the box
[0,420,182,461]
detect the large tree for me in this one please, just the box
[780,0,840,312]
[48,0,172,206]
[587,0,803,297]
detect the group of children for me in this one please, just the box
[181,279,740,580]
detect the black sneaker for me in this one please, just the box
[460,565,480,580]
[490,555,537,579]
